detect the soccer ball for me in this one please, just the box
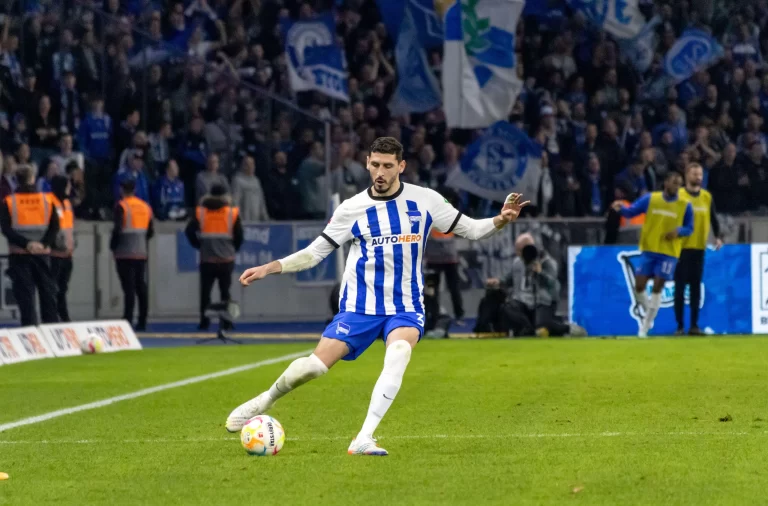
[240,416,285,456]
[81,334,104,354]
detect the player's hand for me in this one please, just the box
[610,200,624,212]
[240,265,269,286]
[530,261,542,274]
[500,193,530,224]
[664,229,679,240]
[714,238,724,251]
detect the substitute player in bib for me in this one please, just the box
[226,137,529,455]
[674,163,723,335]
[612,171,694,337]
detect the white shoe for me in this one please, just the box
[638,329,648,338]
[347,435,388,456]
[225,392,274,432]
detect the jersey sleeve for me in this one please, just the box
[319,200,356,248]
[426,189,463,234]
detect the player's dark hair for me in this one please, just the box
[370,137,404,162]
[665,170,683,181]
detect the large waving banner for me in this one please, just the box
[567,0,645,39]
[663,29,723,84]
[446,121,542,203]
[442,0,522,128]
[282,13,349,101]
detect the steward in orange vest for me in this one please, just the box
[49,175,75,322]
[185,184,243,330]
[110,178,154,331]
[0,165,60,325]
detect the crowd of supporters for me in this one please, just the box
[1,0,768,222]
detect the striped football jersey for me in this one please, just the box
[321,183,463,315]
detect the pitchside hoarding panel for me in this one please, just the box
[569,244,755,336]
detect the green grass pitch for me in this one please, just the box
[1,338,768,505]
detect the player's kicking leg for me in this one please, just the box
[634,274,650,319]
[225,338,347,432]
[348,326,419,457]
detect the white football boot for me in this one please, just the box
[347,435,388,456]
[225,392,274,432]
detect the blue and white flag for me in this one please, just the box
[663,29,723,84]
[446,121,542,204]
[389,7,443,116]
[376,0,443,48]
[282,13,349,102]
[619,15,660,73]
[442,0,523,129]
[567,0,645,40]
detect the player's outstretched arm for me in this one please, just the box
[451,193,530,241]
[240,236,336,286]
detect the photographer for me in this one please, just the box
[501,234,586,337]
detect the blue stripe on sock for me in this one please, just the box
[386,200,405,313]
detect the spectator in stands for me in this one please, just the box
[0,152,15,200]
[330,142,367,202]
[582,153,609,217]
[30,94,59,152]
[113,149,151,204]
[712,143,751,215]
[51,133,84,175]
[119,131,151,172]
[19,68,40,120]
[265,151,300,220]
[149,122,173,177]
[232,155,269,222]
[66,161,87,218]
[78,95,112,166]
[117,108,141,157]
[555,158,584,217]
[36,160,57,193]
[180,115,207,202]
[15,142,31,167]
[743,140,768,209]
[195,152,229,203]
[297,141,327,220]
[57,71,81,137]
[153,159,187,221]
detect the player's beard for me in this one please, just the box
[372,174,398,195]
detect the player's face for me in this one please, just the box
[664,174,683,196]
[686,167,704,190]
[367,152,405,195]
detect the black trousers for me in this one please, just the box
[504,300,570,337]
[50,256,73,322]
[674,248,705,328]
[427,262,464,319]
[200,262,234,323]
[115,258,148,328]
[8,254,59,326]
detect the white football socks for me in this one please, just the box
[358,340,412,439]
[641,292,662,334]
[635,288,648,312]
[267,354,328,402]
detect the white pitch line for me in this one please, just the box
[0,431,759,445]
[0,350,312,433]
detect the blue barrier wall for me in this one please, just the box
[569,245,753,336]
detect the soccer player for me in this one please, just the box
[674,163,723,335]
[612,171,694,337]
[226,137,529,455]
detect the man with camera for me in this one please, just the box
[493,234,586,337]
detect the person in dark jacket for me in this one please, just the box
[0,164,60,325]
[185,184,244,330]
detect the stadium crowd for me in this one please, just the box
[0,0,767,224]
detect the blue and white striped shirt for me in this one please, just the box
[321,183,497,316]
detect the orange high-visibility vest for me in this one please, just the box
[618,199,645,228]
[114,196,152,259]
[4,192,52,254]
[196,205,239,263]
[51,196,74,258]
